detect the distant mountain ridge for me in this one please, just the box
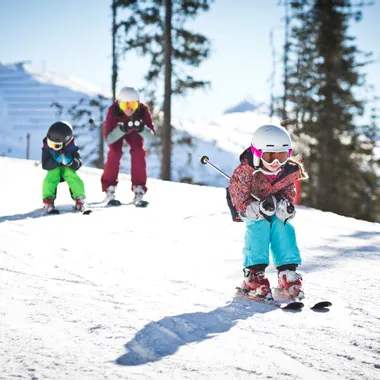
[223,98,269,115]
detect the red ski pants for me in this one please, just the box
[101,132,147,192]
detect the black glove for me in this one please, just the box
[119,121,133,133]
[119,120,145,133]
[132,120,145,133]
[259,196,277,217]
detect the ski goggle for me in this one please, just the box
[47,138,63,151]
[251,145,292,165]
[261,151,290,165]
[119,101,139,112]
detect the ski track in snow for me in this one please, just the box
[1,157,380,380]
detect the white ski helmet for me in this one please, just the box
[117,86,140,102]
[251,124,292,167]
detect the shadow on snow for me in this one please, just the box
[0,206,77,223]
[115,297,275,366]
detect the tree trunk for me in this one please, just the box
[111,0,118,102]
[282,0,290,124]
[98,112,105,169]
[161,0,173,180]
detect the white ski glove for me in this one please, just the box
[259,196,277,217]
[246,201,264,221]
[246,196,277,221]
[276,198,296,223]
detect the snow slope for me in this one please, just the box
[1,157,379,380]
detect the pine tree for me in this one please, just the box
[111,0,119,102]
[116,0,213,180]
[284,0,380,221]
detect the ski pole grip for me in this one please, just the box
[200,155,209,165]
[200,155,231,180]
[89,118,104,127]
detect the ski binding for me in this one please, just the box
[236,287,304,310]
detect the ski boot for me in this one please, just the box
[133,185,148,207]
[241,268,273,301]
[277,269,304,300]
[106,186,121,206]
[75,196,87,212]
[106,186,116,202]
[43,197,56,214]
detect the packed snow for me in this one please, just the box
[0,157,379,380]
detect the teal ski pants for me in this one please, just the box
[241,215,302,268]
[42,166,85,200]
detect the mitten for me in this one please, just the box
[133,120,145,133]
[259,196,277,217]
[276,198,296,223]
[119,121,132,133]
[246,201,265,221]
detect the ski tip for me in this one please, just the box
[47,209,60,215]
[281,302,304,310]
[311,301,332,310]
[135,200,149,208]
[107,199,122,207]
[82,209,92,215]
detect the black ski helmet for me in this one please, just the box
[47,121,73,144]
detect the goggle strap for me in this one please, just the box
[251,145,292,159]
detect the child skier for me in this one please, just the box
[100,86,155,206]
[41,121,86,213]
[229,124,308,301]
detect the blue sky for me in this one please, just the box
[1,0,379,119]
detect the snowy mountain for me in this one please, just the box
[0,62,109,159]
[0,62,278,187]
[1,157,380,380]
[223,97,268,115]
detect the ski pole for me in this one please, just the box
[89,118,104,126]
[200,155,261,201]
[200,155,231,181]
[199,155,279,221]
[200,155,294,224]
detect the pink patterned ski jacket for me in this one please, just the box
[229,148,302,218]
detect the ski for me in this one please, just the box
[236,287,304,310]
[47,209,60,215]
[273,288,332,310]
[310,301,332,310]
[236,287,332,311]
[43,199,150,215]
[134,200,149,208]
[106,199,149,208]
[107,199,122,206]
[46,208,92,215]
